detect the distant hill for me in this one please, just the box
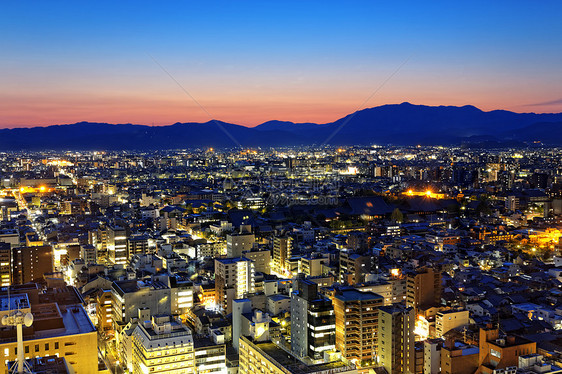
[1,103,562,149]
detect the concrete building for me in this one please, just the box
[356,281,393,306]
[406,267,442,313]
[0,290,98,374]
[226,230,255,258]
[12,245,53,284]
[170,278,194,316]
[378,304,415,374]
[193,336,227,374]
[436,309,469,338]
[96,288,113,333]
[0,242,11,286]
[339,251,374,285]
[272,236,293,276]
[424,339,442,374]
[441,340,479,374]
[131,314,195,374]
[215,257,255,314]
[232,299,273,352]
[239,336,358,374]
[111,279,171,328]
[291,279,335,361]
[476,325,536,374]
[333,289,384,368]
[298,253,330,277]
[80,244,97,265]
[242,248,271,274]
[107,225,128,265]
[127,234,150,256]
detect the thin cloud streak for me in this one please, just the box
[522,99,562,107]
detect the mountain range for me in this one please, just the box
[1,102,562,150]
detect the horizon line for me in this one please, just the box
[1,101,561,130]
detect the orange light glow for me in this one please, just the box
[402,190,447,199]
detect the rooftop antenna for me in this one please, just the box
[2,306,34,374]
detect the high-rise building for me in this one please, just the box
[12,245,53,284]
[108,225,128,265]
[0,242,11,286]
[406,267,442,313]
[215,257,255,314]
[378,304,415,374]
[131,314,195,374]
[333,289,383,368]
[291,279,335,361]
[272,236,293,276]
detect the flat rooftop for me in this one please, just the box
[334,289,384,302]
[0,293,30,312]
[249,339,356,374]
[0,303,95,344]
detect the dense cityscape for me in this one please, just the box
[1,146,562,373]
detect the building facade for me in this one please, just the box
[333,289,384,368]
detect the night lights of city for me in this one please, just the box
[1,1,562,374]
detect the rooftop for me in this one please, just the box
[334,289,384,302]
[244,337,356,374]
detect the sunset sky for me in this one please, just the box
[1,1,561,128]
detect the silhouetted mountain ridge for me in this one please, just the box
[1,103,562,149]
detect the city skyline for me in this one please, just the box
[1,1,562,128]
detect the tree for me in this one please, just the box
[391,208,404,223]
